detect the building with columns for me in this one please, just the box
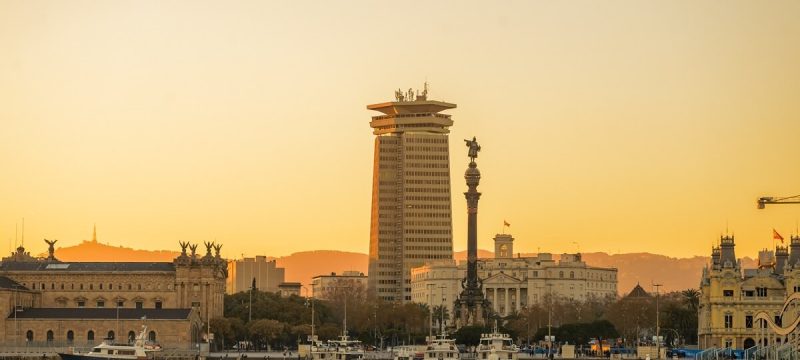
[412,233,618,318]
[698,234,800,350]
[0,234,226,348]
[366,85,456,302]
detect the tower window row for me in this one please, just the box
[407,163,448,169]
[405,229,451,235]
[404,220,451,227]
[405,154,449,160]
[406,146,448,152]
[405,138,448,144]
[405,196,451,202]
[405,171,449,177]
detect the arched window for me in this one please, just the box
[67,330,74,343]
[47,330,54,342]
[570,271,575,279]
[128,331,136,343]
[108,331,115,340]
[559,271,564,278]
[87,330,95,341]
[148,331,156,342]
[26,330,33,342]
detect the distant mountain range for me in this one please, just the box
[47,241,757,294]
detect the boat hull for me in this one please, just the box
[58,353,143,360]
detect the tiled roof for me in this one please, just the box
[626,283,651,298]
[9,308,192,320]
[0,276,27,290]
[0,262,175,272]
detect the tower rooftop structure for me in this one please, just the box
[367,84,456,135]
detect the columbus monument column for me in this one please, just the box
[453,136,491,328]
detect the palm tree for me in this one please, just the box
[681,289,699,312]
[432,305,450,330]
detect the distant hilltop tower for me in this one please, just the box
[366,83,455,302]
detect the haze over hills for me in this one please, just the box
[47,241,758,294]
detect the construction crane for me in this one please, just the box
[757,195,800,209]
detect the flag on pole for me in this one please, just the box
[774,229,784,243]
[503,220,510,227]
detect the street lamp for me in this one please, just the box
[653,283,662,359]
[302,285,316,346]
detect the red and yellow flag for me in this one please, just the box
[774,229,784,243]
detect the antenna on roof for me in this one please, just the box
[21,218,24,247]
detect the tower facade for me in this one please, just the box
[367,86,455,302]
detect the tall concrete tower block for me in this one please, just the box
[366,87,455,302]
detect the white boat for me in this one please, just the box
[309,333,365,360]
[394,345,421,360]
[423,331,460,360]
[58,325,161,360]
[475,324,518,360]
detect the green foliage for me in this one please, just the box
[453,325,489,346]
[533,320,619,345]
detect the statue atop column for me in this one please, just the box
[453,136,491,329]
[465,136,481,161]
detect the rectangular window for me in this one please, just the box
[117,301,124,307]
[723,290,734,297]
[724,314,733,328]
[794,286,800,293]
[135,301,143,309]
[96,301,104,308]
[746,315,753,328]
[725,339,732,348]
[757,287,768,297]
[744,290,754,297]
[77,301,85,308]
[155,301,162,309]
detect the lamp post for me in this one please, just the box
[653,283,662,359]
[302,285,315,346]
[13,284,18,347]
[427,284,435,340]
[547,283,553,357]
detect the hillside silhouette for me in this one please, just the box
[44,241,756,294]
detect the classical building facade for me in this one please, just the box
[227,255,285,294]
[698,234,800,350]
[367,85,456,302]
[412,234,618,318]
[311,271,368,300]
[0,236,226,348]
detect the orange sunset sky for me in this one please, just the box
[1,1,798,260]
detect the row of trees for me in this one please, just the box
[210,286,699,350]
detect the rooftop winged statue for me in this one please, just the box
[464,136,481,161]
[44,239,57,259]
[189,244,198,258]
[179,241,189,255]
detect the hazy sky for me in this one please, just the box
[1,1,798,260]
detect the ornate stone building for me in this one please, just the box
[0,236,226,348]
[412,233,618,318]
[698,234,800,350]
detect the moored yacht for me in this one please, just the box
[423,331,460,360]
[475,324,518,360]
[309,332,365,360]
[58,325,161,360]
